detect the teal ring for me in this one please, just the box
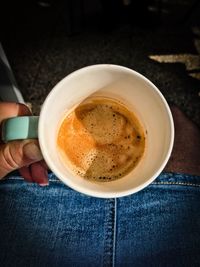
[1,116,39,142]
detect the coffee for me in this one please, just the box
[57,97,146,182]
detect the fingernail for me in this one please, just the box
[39,182,49,187]
[23,142,43,161]
[39,169,49,186]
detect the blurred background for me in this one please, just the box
[0,0,200,126]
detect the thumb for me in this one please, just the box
[0,140,43,179]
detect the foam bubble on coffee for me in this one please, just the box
[57,97,146,182]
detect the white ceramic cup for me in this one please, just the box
[3,65,174,198]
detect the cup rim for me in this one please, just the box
[39,64,174,198]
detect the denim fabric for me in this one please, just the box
[0,172,200,267]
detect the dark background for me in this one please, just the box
[1,0,200,126]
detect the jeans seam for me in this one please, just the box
[152,182,200,187]
[103,199,115,267]
[112,198,117,267]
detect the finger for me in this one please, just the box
[40,160,49,170]
[0,102,31,123]
[19,166,33,183]
[19,161,49,186]
[30,161,49,186]
[0,139,43,179]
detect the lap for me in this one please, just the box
[0,172,200,267]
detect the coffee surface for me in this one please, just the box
[57,97,145,182]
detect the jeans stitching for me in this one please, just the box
[112,199,117,267]
[103,199,115,267]
[4,178,200,187]
[152,182,200,187]
[3,177,61,182]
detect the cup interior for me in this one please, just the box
[39,65,174,198]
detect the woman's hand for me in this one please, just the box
[0,102,48,186]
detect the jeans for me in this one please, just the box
[0,172,200,267]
